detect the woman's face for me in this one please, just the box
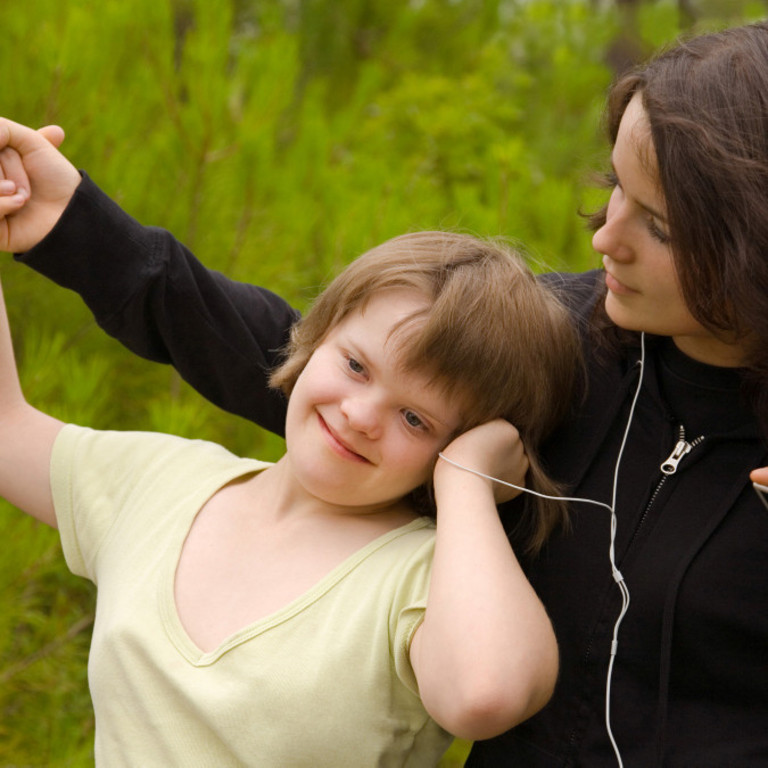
[592,92,745,367]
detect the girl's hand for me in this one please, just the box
[414,418,557,739]
[434,419,529,505]
[0,119,80,254]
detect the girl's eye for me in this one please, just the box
[347,356,365,375]
[403,410,426,430]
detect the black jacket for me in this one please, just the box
[18,174,768,767]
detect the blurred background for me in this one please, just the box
[1,0,763,764]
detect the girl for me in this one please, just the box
[0,228,579,765]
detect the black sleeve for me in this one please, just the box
[15,173,298,437]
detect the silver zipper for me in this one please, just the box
[660,426,705,475]
[625,425,706,555]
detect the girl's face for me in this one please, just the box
[592,92,745,367]
[283,289,465,513]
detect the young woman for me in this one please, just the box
[2,20,768,768]
[0,228,579,766]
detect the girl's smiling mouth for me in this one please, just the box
[316,412,371,463]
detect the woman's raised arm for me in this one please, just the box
[0,117,298,436]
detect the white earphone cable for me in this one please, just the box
[602,331,645,767]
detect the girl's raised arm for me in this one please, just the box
[0,275,64,527]
[409,419,558,740]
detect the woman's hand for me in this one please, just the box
[750,466,768,487]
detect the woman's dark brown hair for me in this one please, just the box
[591,22,768,435]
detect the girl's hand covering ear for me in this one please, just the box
[435,419,529,505]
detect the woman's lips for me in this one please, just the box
[603,266,637,296]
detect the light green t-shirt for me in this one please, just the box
[52,425,451,767]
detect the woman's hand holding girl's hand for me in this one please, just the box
[0,119,80,254]
[434,419,529,505]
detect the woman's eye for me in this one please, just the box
[403,410,425,430]
[647,218,671,245]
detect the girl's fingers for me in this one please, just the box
[0,147,30,197]
[0,190,27,218]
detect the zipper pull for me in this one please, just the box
[660,425,705,476]
[660,439,692,475]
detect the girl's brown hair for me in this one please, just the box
[590,22,768,435]
[270,231,582,552]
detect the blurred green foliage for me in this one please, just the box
[0,0,761,764]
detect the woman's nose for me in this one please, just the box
[592,193,633,263]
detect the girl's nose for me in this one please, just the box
[340,395,383,439]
